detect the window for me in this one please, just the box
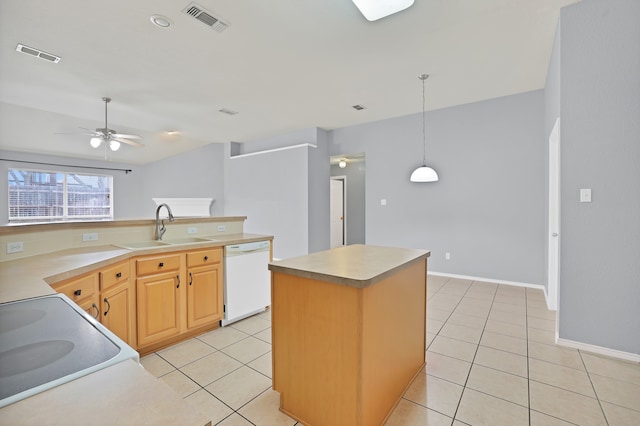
[8,169,113,223]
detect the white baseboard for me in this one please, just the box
[429,271,545,291]
[556,338,640,363]
[426,272,639,363]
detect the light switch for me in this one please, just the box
[380,199,387,206]
[580,188,592,203]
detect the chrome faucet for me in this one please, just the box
[155,203,175,240]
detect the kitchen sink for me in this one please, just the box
[163,237,210,245]
[116,241,171,250]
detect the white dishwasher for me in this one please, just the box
[222,240,271,326]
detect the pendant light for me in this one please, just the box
[410,74,439,182]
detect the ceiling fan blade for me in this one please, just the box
[112,138,144,147]
[55,132,98,136]
[78,127,102,135]
[112,133,141,139]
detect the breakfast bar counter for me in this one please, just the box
[268,244,430,426]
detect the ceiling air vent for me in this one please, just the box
[15,44,61,63]
[352,105,366,111]
[182,2,230,32]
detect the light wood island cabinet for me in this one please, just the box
[269,244,430,426]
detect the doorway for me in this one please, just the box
[329,153,366,246]
[330,177,346,248]
[548,118,560,311]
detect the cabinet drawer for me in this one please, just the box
[100,261,130,290]
[187,248,222,268]
[136,254,181,276]
[52,274,98,304]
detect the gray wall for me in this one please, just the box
[308,129,330,253]
[143,143,225,217]
[329,91,546,285]
[223,143,310,260]
[0,149,146,223]
[557,0,640,354]
[331,159,366,245]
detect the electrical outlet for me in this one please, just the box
[187,227,198,234]
[7,241,24,254]
[82,233,98,242]
[217,225,226,232]
[445,252,451,261]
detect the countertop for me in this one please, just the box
[0,233,273,304]
[268,244,430,288]
[0,360,211,425]
[0,232,272,423]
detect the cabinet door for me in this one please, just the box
[52,273,99,309]
[101,281,134,346]
[187,264,222,329]
[137,272,182,347]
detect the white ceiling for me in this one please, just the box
[0,0,580,165]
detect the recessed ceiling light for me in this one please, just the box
[150,15,173,28]
[166,130,179,135]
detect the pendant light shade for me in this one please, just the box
[410,74,439,183]
[410,165,438,182]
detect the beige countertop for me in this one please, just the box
[268,244,430,288]
[0,360,210,426]
[0,233,273,304]
[0,232,272,423]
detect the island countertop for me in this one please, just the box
[268,244,430,289]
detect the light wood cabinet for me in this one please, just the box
[99,260,135,347]
[51,261,136,348]
[186,248,223,329]
[136,268,182,348]
[52,272,100,320]
[135,247,223,353]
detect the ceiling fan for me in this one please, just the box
[71,97,144,151]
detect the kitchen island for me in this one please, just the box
[268,244,430,426]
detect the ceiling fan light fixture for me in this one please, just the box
[351,0,414,21]
[109,140,121,151]
[90,137,102,148]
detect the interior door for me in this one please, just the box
[330,178,345,248]
[548,118,560,311]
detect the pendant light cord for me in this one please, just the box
[419,74,429,166]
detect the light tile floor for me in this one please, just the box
[141,276,640,425]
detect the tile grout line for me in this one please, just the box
[578,349,610,426]
[449,279,499,423]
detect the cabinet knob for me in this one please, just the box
[204,256,209,261]
[159,262,164,268]
[74,289,82,296]
[116,272,122,278]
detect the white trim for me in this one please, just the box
[429,271,544,290]
[429,271,555,310]
[556,338,640,363]
[229,143,316,159]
